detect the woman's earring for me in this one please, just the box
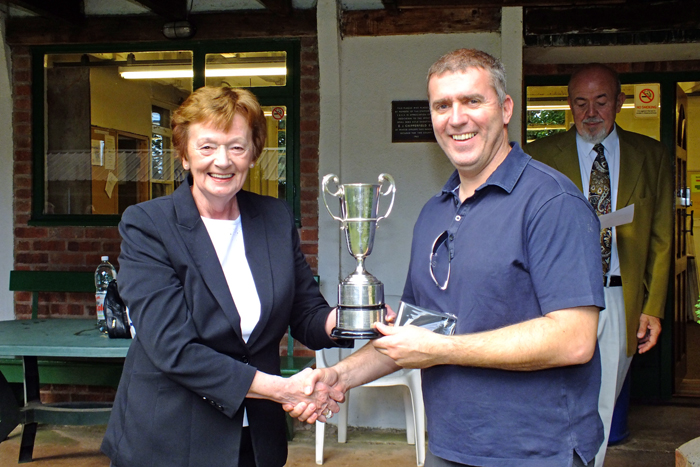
[250,163,255,168]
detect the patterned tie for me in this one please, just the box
[589,144,612,275]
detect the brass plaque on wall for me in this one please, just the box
[391,100,436,143]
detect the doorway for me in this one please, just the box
[525,75,700,399]
[678,81,700,396]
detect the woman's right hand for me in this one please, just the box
[247,368,342,424]
[282,367,345,423]
[282,368,343,423]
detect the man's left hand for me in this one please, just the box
[371,322,445,368]
[637,314,662,354]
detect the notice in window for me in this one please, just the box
[91,139,104,166]
[392,101,436,143]
[105,171,118,198]
[105,135,116,171]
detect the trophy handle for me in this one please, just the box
[376,173,396,226]
[322,173,345,225]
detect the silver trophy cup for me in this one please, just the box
[322,173,396,339]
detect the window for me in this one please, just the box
[31,42,300,225]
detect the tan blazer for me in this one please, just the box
[525,126,673,356]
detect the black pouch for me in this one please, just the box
[104,280,132,339]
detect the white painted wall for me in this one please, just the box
[0,14,14,321]
[317,0,508,429]
[501,7,523,145]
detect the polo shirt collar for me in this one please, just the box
[439,142,529,200]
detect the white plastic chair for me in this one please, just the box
[314,346,426,466]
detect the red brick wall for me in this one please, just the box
[11,37,321,398]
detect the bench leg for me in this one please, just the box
[18,356,41,463]
[19,423,37,463]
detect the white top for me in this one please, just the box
[576,125,621,276]
[200,216,261,343]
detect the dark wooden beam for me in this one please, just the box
[5,10,317,46]
[342,7,501,37]
[8,0,83,25]
[393,0,626,7]
[129,0,189,21]
[525,0,700,35]
[381,0,401,16]
[255,0,293,16]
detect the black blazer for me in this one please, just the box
[101,176,341,467]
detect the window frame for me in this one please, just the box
[29,39,301,226]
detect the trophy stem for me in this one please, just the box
[354,257,365,275]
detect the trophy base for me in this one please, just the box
[333,304,386,340]
[331,327,382,339]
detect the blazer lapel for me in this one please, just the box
[616,126,644,208]
[553,129,585,192]
[172,178,244,341]
[237,192,274,346]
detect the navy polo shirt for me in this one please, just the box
[402,143,605,466]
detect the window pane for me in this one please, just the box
[244,105,287,198]
[525,85,570,143]
[44,51,192,215]
[205,51,287,88]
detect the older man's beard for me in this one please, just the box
[579,117,609,145]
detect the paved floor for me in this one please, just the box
[1,400,699,466]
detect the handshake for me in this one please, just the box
[278,308,453,424]
[274,302,456,423]
[280,366,346,424]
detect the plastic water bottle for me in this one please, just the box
[95,256,117,333]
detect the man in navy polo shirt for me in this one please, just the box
[297,48,604,467]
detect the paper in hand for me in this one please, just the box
[396,301,457,335]
[599,204,634,230]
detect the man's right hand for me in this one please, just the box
[283,367,345,423]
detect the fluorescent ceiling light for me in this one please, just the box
[528,103,636,110]
[119,65,287,80]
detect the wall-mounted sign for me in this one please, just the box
[634,84,660,118]
[691,173,700,193]
[392,100,436,143]
[271,107,285,120]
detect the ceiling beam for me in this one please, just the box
[129,0,189,21]
[255,0,293,16]
[5,9,317,45]
[342,7,500,37]
[391,0,626,7]
[381,0,401,16]
[525,0,700,35]
[8,0,83,25]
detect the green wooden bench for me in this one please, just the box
[2,271,127,462]
[5,270,317,383]
[3,270,317,443]
[3,271,124,392]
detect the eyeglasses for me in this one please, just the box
[429,230,451,290]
